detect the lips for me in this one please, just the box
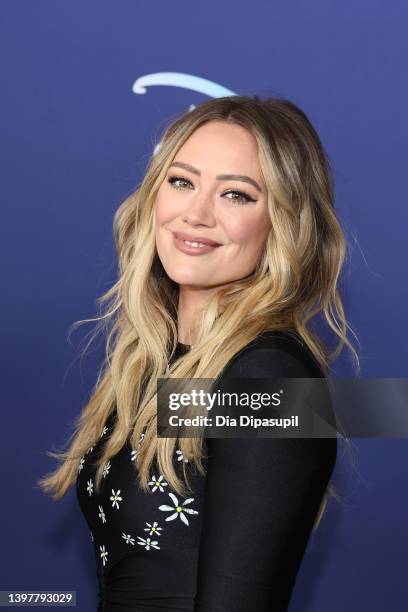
[173,231,221,247]
[172,232,222,256]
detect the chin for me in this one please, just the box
[164,269,211,286]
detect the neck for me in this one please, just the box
[177,283,225,344]
[176,285,207,345]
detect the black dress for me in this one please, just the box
[76,330,337,611]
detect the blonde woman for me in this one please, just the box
[39,95,358,611]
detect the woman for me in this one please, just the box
[39,95,358,611]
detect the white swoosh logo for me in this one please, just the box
[132,72,236,98]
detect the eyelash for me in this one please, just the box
[167,175,257,205]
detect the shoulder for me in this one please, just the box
[221,329,324,379]
[207,331,336,475]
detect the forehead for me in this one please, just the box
[173,121,263,182]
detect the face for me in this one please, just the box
[155,120,271,290]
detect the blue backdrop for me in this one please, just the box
[1,1,407,610]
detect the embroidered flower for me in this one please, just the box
[176,449,189,463]
[86,446,94,455]
[100,544,108,566]
[98,505,106,524]
[78,456,85,473]
[144,521,162,537]
[103,460,111,478]
[158,492,199,526]
[137,536,160,550]
[148,474,168,493]
[122,533,135,545]
[130,432,145,462]
[86,479,94,496]
[100,425,109,438]
[110,489,122,509]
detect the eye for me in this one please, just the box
[223,190,256,205]
[167,175,257,205]
[167,176,193,191]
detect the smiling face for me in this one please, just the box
[154,120,272,290]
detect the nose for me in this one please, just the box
[181,190,216,227]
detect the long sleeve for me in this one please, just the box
[193,344,337,612]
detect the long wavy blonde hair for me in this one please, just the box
[38,95,360,531]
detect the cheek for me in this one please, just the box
[224,210,271,247]
[154,193,169,225]
[155,184,183,225]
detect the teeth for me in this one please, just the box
[184,240,207,248]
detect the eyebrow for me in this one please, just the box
[169,161,263,193]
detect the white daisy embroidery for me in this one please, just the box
[86,446,94,455]
[137,536,160,551]
[100,426,109,438]
[130,432,145,462]
[148,475,168,493]
[78,456,85,473]
[122,533,135,545]
[103,461,111,478]
[110,489,122,509]
[158,492,198,526]
[98,505,106,524]
[86,479,94,496]
[144,521,162,537]
[176,449,189,463]
[100,544,108,566]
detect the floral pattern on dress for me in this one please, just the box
[148,474,168,493]
[78,414,200,574]
[144,521,162,537]
[176,449,189,463]
[137,536,160,551]
[158,492,199,526]
[87,479,94,496]
[100,544,108,566]
[102,460,111,478]
[78,456,85,473]
[122,533,135,545]
[98,505,106,524]
[130,431,145,461]
[110,489,122,509]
